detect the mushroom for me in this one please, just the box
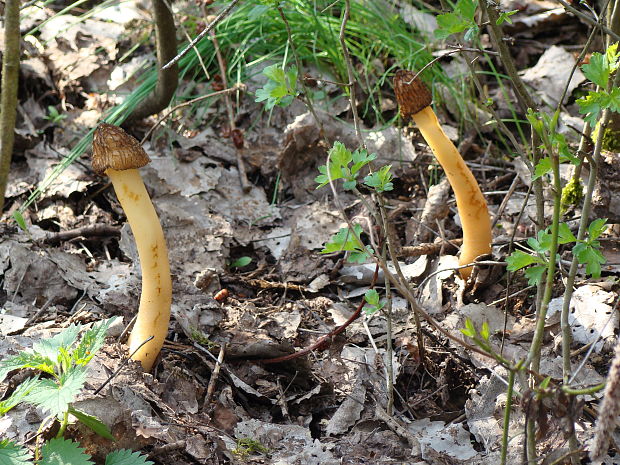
[394,70,492,279]
[92,123,172,371]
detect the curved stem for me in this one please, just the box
[108,169,172,371]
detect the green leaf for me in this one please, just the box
[577,90,610,126]
[12,211,28,232]
[573,242,606,278]
[364,289,380,306]
[455,0,476,20]
[582,52,609,88]
[32,325,81,363]
[68,406,115,441]
[524,265,546,286]
[105,449,153,465]
[72,318,117,366]
[480,321,490,341]
[40,438,93,465]
[230,256,252,268]
[461,319,476,338]
[0,376,41,415]
[588,218,607,241]
[0,439,33,465]
[330,141,352,167]
[364,165,394,193]
[539,376,552,389]
[435,13,468,38]
[350,148,376,175]
[0,352,56,383]
[557,223,577,245]
[533,157,552,180]
[506,250,541,271]
[496,9,518,25]
[25,366,88,417]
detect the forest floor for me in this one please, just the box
[1,1,619,464]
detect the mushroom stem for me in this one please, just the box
[92,123,172,371]
[393,70,492,279]
[107,168,172,371]
[412,107,492,275]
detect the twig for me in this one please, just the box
[203,343,225,407]
[162,0,241,70]
[43,224,121,244]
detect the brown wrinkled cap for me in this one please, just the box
[91,123,150,174]
[393,69,432,118]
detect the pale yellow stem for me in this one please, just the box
[412,107,492,278]
[107,168,172,371]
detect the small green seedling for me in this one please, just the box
[363,289,386,315]
[0,318,153,465]
[43,106,67,124]
[315,141,378,191]
[255,64,299,109]
[321,224,373,264]
[230,256,252,268]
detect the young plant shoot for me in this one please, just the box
[92,124,172,371]
[394,69,492,279]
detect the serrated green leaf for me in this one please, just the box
[72,318,117,366]
[32,325,81,363]
[506,250,541,272]
[0,439,33,465]
[533,157,552,180]
[525,265,546,286]
[68,407,115,441]
[0,376,42,415]
[582,52,609,88]
[262,64,285,83]
[364,165,394,193]
[41,438,93,465]
[435,13,467,38]
[588,218,607,241]
[348,248,372,264]
[577,90,610,126]
[104,449,153,465]
[557,223,577,245]
[329,142,352,167]
[364,289,380,306]
[26,366,88,417]
[350,149,375,175]
[0,352,56,384]
[573,242,606,278]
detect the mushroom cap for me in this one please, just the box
[92,123,150,174]
[393,69,433,118]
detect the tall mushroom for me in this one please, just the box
[394,70,492,279]
[92,123,172,371]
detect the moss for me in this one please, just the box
[561,177,583,212]
[602,126,620,152]
[592,124,620,152]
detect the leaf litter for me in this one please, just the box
[0,1,618,464]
